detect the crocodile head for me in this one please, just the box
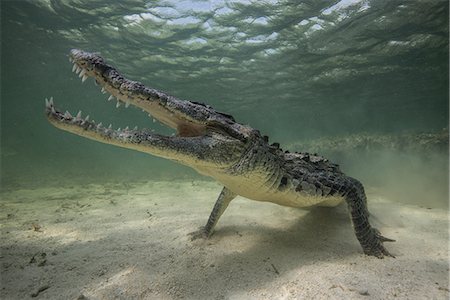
[46,49,257,173]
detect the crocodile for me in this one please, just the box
[45,49,394,258]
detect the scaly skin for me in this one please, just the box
[45,49,394,258]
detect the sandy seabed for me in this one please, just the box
[1,180,448,299]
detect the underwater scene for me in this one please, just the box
[1,0,448,299]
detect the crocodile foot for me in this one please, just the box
[362,228,395,258]
[188,226,211,241]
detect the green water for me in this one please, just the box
[1,0,448,207]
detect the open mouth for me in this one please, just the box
[45,49,216,139]
[45,49,251,167]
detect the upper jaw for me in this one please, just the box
[65,49,252,142]
[69,49,212,135]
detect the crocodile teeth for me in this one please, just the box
[125,102,130,108]
[108,95,114,101]
[51,106,56,114]
[97,122,103,129]
[76,66,81,74]
[133,126,138,130]
[108,124,112,129]
[72,64,77,72]
[84,115,90,122]
[79,69,86,78]
[124,126,129,131]
[101,87,106,94]
[45,97,52,110]
[64,111,72,118]
[69,57,73,63]
[76,111,82,119]
[82,74,88,82]
[116,101,120,108]
[49,97,54,107]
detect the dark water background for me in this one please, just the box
[1,0,448,207]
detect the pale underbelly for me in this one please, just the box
[196,167,345,208]
[236,188,344,208]
[218,174,343,208]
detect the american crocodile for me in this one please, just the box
[45,49,394,258]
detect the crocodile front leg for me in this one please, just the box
[190,187,236,240]
[345,178,395,258]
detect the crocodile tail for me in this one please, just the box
[344,177,395,258]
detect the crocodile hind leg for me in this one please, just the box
[345,178,395,258]
[189,187,236,240]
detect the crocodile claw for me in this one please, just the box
[364,244,395,258]
[379,235,396,243]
